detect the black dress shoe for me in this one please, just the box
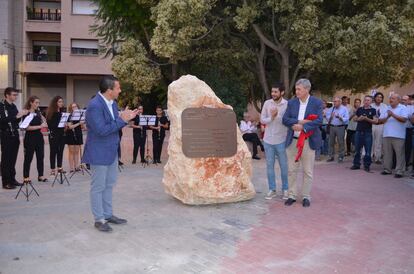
[302,198,311,207]
[157,160,162,164]
[394,174,403,178]
[3,184,16,190]
[13,180,23,186]
[326,158,334,162]
[350,166,360,170]
[364,166,370,172]
[381,171,391,175]
[284,198,296,206]
[105,215,127,225]
[252,155,261,160]
[132,160,136,164]
[94,221,113,232]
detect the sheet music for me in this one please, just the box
[19,113,35,129]
[140,115,157,126]
[58,112,70,128]
[70,109,86,122]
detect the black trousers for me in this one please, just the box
[242,133,263,156]
[405,128,412,166]
[346,129,356,154]
[1,133,20,186]
[133,134,146,162]
[152,136,165,162]
[49,134,65,169]
[24,136,44,178]
[118,130,123,159]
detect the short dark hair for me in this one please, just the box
[4,87,18,97]
[354,98,362,102]
[374,92,384,99]
[341,96,348,100]
[99,75,119,94]
[364,95,373,100]
[271,82,285,92]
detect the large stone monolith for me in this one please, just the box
[162,75,255,205]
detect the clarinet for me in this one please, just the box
[157,117,161,141]
[139,115,143,139]
[2,100,16,137]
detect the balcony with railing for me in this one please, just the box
[27,9,61,21]
[26,53,61,62]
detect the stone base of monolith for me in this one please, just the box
[162,75,255,205]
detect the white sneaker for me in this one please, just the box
[265,190,277,200]
[282,190,289,200]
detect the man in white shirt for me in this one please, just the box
[326,97,349,162]
[371,92,388,164]
[240,113,264,160]
[260,82,289,200]
[378,93,408,178]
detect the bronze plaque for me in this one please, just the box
[182,108,237,158]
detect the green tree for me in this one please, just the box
[93,0,414,111]
[150,0,414,100]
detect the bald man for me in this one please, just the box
[378,93,409,178]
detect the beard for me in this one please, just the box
[272,95,281,101]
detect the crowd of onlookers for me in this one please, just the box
[240,90,414,179]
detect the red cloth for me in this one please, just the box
[295,114,318,162]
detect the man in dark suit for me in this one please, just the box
[83,76,138,232]
[282,79,323,207]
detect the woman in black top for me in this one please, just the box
[150,106,169,164]
[65,102,84,172]
[46,96,66,175]
[129,105,147,164]
[22,96,48,183]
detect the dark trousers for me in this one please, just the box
[1,133,20,186]
[405,128,412,166]
[353,130,373,168]
[346,129,356,154]
[24,136,44,178]
[242,133,263,157]
[118,130,123,159]
[133,134,146,162]
[49,135,65,169]
[152,136,165,161]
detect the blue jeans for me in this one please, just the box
[90,158,118,222]
[353,130,373,168]
[264,141,288,191]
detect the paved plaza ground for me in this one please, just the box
[1,131,414,274]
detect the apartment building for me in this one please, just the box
[0,0,112,109]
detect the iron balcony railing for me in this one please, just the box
[27,10,61,21]
[26,53,61,62]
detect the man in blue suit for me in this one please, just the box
[83,76,138,232]
[282,79,323,208]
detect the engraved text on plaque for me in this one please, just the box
[182,108,237,158]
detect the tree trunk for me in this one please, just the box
[256,40,270,99]
[171,63,178,81]
[280,49,291,98]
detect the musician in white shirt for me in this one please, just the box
[240,113,264,160]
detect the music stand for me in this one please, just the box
[68,110,91,178]
[52,113,70,186]
[140,115,156,167]
[15,180,40,201]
